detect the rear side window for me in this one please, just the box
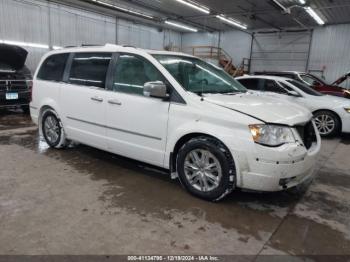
[69,53,112,88]
[37,53,69,81]
[238,79,261,91]
[263,79,288,94]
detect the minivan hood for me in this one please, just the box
[0,44,28,71]
[203,92,311,125]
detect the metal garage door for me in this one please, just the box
[250,31,312,73]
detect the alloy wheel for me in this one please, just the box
[44,115,60,144]
[184,149,222,192]
[314,114,335,135]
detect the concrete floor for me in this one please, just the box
[0,109,350,256]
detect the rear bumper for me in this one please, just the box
[0,90,30,107]
[29,104,39,125]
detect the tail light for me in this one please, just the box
[27,80,33,102]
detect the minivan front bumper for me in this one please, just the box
[241,148,318,191]
[236,124,321,192]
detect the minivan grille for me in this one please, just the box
[295,121,317,149]
[0,80,29,91]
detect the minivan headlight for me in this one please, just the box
[249,124,296,147]
[344,107,350,113]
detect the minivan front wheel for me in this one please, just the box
[41,109,67,149]
[176,136,235,201]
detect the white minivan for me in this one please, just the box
[30,44,321,201]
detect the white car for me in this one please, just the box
[237,75,350,137]
[30,44,321,201]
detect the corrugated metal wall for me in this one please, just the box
[181,31,252,68]
[0,0,50,71]
[182,32,220,48]
[2,0,350,85]
[0,0,181,72]
[220,30,252,68]
[182,25,350,88]
[308,24,350,88]
[250,31,312,73]
[49,2,116,48]
[117,19,181,50]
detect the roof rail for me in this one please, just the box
[81,44,103,47]
[62,44,107,49]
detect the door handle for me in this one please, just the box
[108,99,122,106]
[91,96,103,102]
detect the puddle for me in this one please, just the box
[315,168,350,188]
[266,215,350,255]
[0,109,33,130]
[0,130,306,242]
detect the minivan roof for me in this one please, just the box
[48,44,194,58]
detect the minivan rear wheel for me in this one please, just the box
[41,109,67,149]
[176,136,235,201]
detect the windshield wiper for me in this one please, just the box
[217,91,247,95]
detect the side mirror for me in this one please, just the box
[143,81,168,99]
[287,90,301,97]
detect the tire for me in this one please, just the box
[314,110,340,137]
[41,109,68,149]
[176,136,236,201]
[21,105,30,114]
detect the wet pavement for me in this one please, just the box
[0,108,350,256]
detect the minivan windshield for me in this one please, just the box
[153,55,247,94]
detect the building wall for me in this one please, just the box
[1,0,349,87]
[182,31,252,68]
[250,31,312,73]
[220,30,252,68]
[182,24,350,88]
[182,32,220,49]
[0,0,181,72]
[117,19,181,50]
[308,24,350,87]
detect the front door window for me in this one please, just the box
[113,54,166,95]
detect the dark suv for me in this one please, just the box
[254,71,350,99]
[0,44,32,113]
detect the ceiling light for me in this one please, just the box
[165,21,198,32]
[52,46,63,50]
[271,0,288,12]
[216,15,248,30]
[175,0,210,14]
[0,39,49,49]
[91,0,154,19]
[304,7,325,25]
[299,0,306,4]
